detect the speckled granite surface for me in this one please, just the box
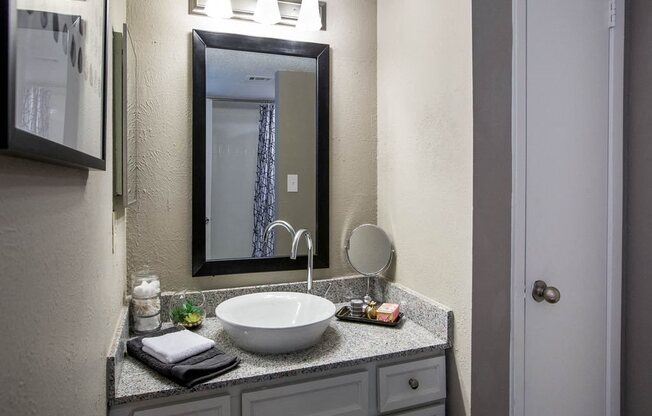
[110,315,448,406]
[106,306,129,402]
[371,279,453,344]
[108,275,453,407]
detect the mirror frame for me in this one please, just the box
[1,0,108,170]
[191,30,330,276]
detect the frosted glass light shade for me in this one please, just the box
[205,0,234,19]
[296,0,322,31]
[254,0,281,25]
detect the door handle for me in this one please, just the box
[532,280,561,304]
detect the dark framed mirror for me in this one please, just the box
[192,30,329,276]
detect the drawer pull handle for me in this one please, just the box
[408,378,419,390]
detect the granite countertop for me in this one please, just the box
[107,276,453,407]
[112,315,448,406]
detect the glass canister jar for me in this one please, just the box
[131,266,161,334]
[169,290,206,329]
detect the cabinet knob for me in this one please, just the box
[408,378,419,390]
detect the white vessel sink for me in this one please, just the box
[215,292,336,354]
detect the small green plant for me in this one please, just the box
[170,300,204,327]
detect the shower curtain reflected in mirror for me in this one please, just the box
[251,104,277,258]
[20,86,51,137]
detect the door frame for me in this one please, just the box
[509,1,625,415]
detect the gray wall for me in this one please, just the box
[126,0,377,291]
[623,0,652,414]
[275,71,317,256]
[0,1,127,414]
[470,0,512,413]
[377,1,474,413]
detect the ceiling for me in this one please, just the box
[206,48,316,100]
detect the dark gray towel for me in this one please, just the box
[127,326,240,388]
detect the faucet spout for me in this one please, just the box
[291,229,314,294]
[264,220,296,242]
[264,221,313,295]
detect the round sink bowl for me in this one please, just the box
[215,292,336,354]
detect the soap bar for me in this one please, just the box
[376,303,400,322]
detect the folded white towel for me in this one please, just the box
[142,345,176,364]
[141,329,215,364]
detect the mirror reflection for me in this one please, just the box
[204,48,317,261]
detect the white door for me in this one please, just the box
[513,0,623,415]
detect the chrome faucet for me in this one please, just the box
[263,220,314,295]
[291,229,314,295]
[263,220,296,241]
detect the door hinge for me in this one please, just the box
[608,0,616,28]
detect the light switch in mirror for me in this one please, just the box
[192,31,330,276]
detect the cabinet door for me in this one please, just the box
[393,404,445,416]
[132,395,230,416]
[242,371,369,416]
[378,356,446,413]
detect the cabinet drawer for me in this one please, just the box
[392,404,445,416]
[378,356,446,413]
[132,395,230,416]
[242,371,369,416]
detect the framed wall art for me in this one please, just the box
[1,0,109,169]
[113,24,138,205]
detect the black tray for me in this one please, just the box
[335,306,404,327]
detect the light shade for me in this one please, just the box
[254,0,281,25]
[296,0,322,31]
[205,0,234,19]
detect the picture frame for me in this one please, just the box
[1,0,109,170]
[113,24,137,206]
[112,28,126,200]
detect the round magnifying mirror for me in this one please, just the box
[345,224,393,276]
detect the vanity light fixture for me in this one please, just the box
[254,0,282,25]
[296,0,321,31]
[204,0,234,19]
[190,0,327,30]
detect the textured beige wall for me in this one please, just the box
[377,1,473,415]
[0,1,127,415]
[127,0,377,291]
[275,71,317,255]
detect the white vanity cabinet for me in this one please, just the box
[109,354,446,416]
[131,396,230,416]
[391,404,446,416]
[242,371,369,416]
[378,357,446,413]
